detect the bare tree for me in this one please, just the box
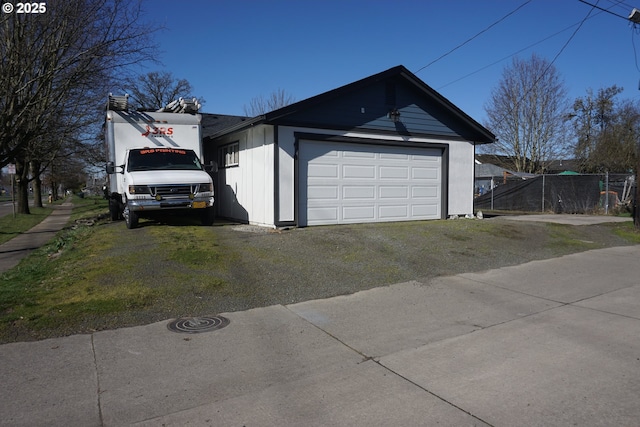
[123,71,199,111]
[483,54,569,174]
[243,88,296,116]
[0,0,157,213]
[570,86,639,173]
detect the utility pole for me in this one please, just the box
[636,143,640,228]
[628,8,640,228]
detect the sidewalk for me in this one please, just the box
[1,241,639,426]
[0,200,73,273]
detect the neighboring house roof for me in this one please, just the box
[475,154,516,170]
[203,65,495,144]
[475,164,537,180]
[545,159,580,174]
[475,163,513,178]
[201,113,250,139]
[476,155,583,175]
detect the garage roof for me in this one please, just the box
[201,113,251,139]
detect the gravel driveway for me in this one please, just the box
[192,217,633,312]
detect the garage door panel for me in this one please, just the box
[412,186,439,198]
[319,149,339,159]
[343,165,375,179]
[380,152,410,161]
[308,206,339,222]
[412,203,439,216]
[379,205,408,219]
[412,166,439,179]
[379,186,409,199]
[411,148,441,159]
[343,206,376,221]
[300,140,442,226]
[411,157,439,165]
[343,186,376,200]
[379,166,409,179]
[343,151,376,159]
[308,186,339,200]
[309,163,339,178]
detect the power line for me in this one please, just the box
[438,0,626,91]
[578,0,630,20]
[413,0,533,75]
[603,0,636,12]
[491,2,597,129]
[545,3,595,75]
[632,26,640,73]
[437,20,586,90]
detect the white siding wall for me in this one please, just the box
[277,128,296,223]
[447,140,475,215]
[216,125,275,227]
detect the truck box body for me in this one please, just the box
[105,108,214,228]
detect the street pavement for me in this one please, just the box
[0,213,639,426]
[0,201,16,219]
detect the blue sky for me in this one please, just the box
[138,0,640,124]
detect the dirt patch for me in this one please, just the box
[186,218,633,311]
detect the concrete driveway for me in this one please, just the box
[1,243,639,426]
[496,213,633,225]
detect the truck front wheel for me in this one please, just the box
[124,204,139,229]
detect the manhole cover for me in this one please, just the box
[167,316,230,334]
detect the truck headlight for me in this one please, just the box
[198,183,212,193]
[128,185,149,194]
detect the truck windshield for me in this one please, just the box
[127,148,203,172]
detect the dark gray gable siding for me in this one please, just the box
[205,66,495,144]
[268,76,487,141]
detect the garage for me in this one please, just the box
[299,140,443,226]
[203,65,495,228]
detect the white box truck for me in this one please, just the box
[105,95,215,229]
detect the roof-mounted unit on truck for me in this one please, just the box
[107,93,202,114]
[107,93,129,111]
[157,97,201,114]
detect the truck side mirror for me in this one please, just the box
[205,161,218,173]
[106,162,125,174]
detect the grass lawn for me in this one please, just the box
[1,196,639,343]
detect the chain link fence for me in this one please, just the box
[474,173,635,214]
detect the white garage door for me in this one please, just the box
[299,140,442,226]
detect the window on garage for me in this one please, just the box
[219,142,239,168]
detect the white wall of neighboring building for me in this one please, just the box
[215,125,275,227]
[446,139,476,216]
